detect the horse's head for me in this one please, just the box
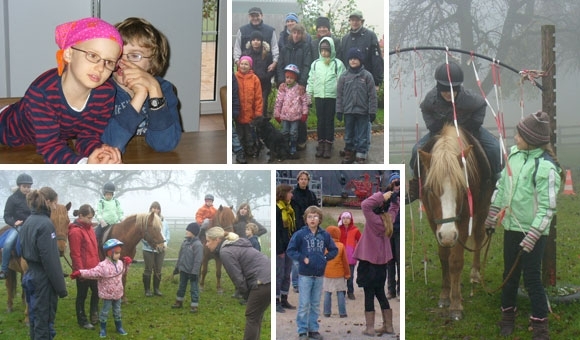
[51,202,71,256]
[419,125,474,248]
[213,205,236,232]
[142,212,165,251]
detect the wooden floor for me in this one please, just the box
[199,113,225,131]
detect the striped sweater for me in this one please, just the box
[0,68,116,163]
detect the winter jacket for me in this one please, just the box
[279,29,312,55]
[68,218,100,271]
[234,21,278,63]
[79,258,126,300]
[219,238,271,299]
[276,200,295,255]
[286,225,338,277]
[307,37,346,99]
[232,74,240,120]
[324,227,350,279]
[340,27,384,86]
[242,41,275,89]
[491,146,561,236]
[274,83,309,122]
[353,192,393,265]
[195,204,217,225]
[20,208,67,298]
[95,198,123,226]
[277,38,312,86]
[142,218,170,252]
[3,189,31,227]
[248,235,261,251]
[233,215,267,239]
[235,70,263,124]
[338,216,362,266]
[291,184,318,230]
[420,86,487,135]
[176,236,203,275]
[336,66,377,116]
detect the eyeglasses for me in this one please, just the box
[306,215,320,220]
[123,53,153,63]
[393,181,400,186]
[70,47,118,72]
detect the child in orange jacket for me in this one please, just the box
[234,56,263,158]
[323,226,351,317]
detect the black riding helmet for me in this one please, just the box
[103,182,116,195]
[16,173,33,186]
[435,62,464,90]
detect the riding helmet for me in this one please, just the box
[16,173,33,186]
[284,64,300,76]
[434,62,464,86]
[204,194,214,201]
[103,238,124,251]
[103,182,116,195]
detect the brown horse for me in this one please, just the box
[417,124,493,320]
[100,212,165,300]
[1,202,71,322]
[198,205,236,294]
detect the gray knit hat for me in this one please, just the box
[517,111,551,146]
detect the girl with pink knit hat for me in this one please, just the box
[0,17,123,164]
[337,211,361,300]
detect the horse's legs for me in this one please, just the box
[437,246,451,309]
[448,247,465,320]
[6,269,15,313]
[215,258,223,295]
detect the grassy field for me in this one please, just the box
[0,240,271,339]
[405,193,580,339]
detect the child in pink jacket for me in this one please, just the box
[71,238,132,337]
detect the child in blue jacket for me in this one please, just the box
[287,206,338,340]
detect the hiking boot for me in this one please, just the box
[341,150,354,164]
[299,333,309,340]
[498,307,516,336]
[280,294,296,310]
[308,331,323,340]
[323,142,332,159]
[347,292,355,300]
[406,177,419,204]
[276,299,285,313]
[315,141,324,158]
[530,316,549,340]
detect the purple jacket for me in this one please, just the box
[352,192,393,265]
[79,258,126,300]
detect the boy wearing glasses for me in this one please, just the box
[0,17,123,164]
[286,206,338,340]
[101,17,182,153]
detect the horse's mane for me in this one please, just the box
[212,206,236,232]
[133,213,162,232]
[424,125,477,197]
[51,204,70,236]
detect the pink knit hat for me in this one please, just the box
[55,17,123,76]
[239,55,253,68]
[337,211,353,227]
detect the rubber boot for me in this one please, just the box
[323,141,332,159]
[315,141,324,158]
[530,316,549,340]
[99,322,107,338]
[280,294,296,310]
[498,307,516,336]
[153,275,163,296]
[115,320,127,335]
[362,311,375,336]
[375,309,394,335]
[171,300,183,309]
[143,274,152,297]
[289,140,299,159]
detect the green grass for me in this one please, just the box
[0,242,271,339]
[405,194,580,339]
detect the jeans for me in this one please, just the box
[244,283,271,340]
[1,227,17,272]
[501,230,548,318]
[323,290,346,316]
[276,254,292,297]
[100,299,122,322]
[232,122,243,153]
[387,229,400,295]
[281,120,299,145]
[296,275,324,334]
[347,264,355,294]
[315,98,336,142]
[410,126,501,176]
[176,272,200,307]
[344,114,370,158]
[291,260,299,289]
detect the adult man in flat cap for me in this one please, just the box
[234,7,278,75]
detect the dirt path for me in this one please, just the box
[276,207,401,340]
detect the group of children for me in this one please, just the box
[0,16,181,164]
[234,37,377,163]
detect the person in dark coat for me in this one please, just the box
[233,203,267,239]
[278,13,312,59]
[276,184,297,313]
[205,227,271,340]
[172,222,203,313]
[242,30,275,117]
[311,16,342,61]
[20,187,68,339]
[234,6,278,72]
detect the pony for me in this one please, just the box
[0,202,71,323]
[417,124,493,320]
[99,212,166,301]
[198,205,236,294]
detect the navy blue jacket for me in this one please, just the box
[286,225,338,277]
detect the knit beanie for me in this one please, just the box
[55,17,123,76]
[517,111,551,146]
[337,211,353,227]
[388,172,400,183]
[347,47,363,61]
[285,13,299,23]
[316,17,331,29]
[186,222,201,236]
[319,40,331,52]
[250,30,263,42]
[239,55,253,68]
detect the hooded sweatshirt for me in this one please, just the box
[323,226,350,279]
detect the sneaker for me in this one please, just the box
[308,331,323,340]
[0,271,6,280]
[347,292,355,300]
[81,323,95,330]
[190,306,198,313]
[299,333,309,340]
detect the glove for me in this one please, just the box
[122,256,132,266]
[336,112,343,122]
[275,116,281,123]
[520,228,542,253]
[70,270,81,280]
[173,267,179,276]
[484,205,501,235]
[300,114,308,123]
[370,114,376,123]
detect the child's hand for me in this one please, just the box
[70,270,81,280]
[300,114,308,123]
[117,59,162,97]
[88,145,122,164]
[303,257,309,264]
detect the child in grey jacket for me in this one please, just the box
[172,222,203,313]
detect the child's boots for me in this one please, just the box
[115,320,128,335]
[99,322,107,338]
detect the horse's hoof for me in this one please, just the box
[450,310,463,321]
[438,298,450,308]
